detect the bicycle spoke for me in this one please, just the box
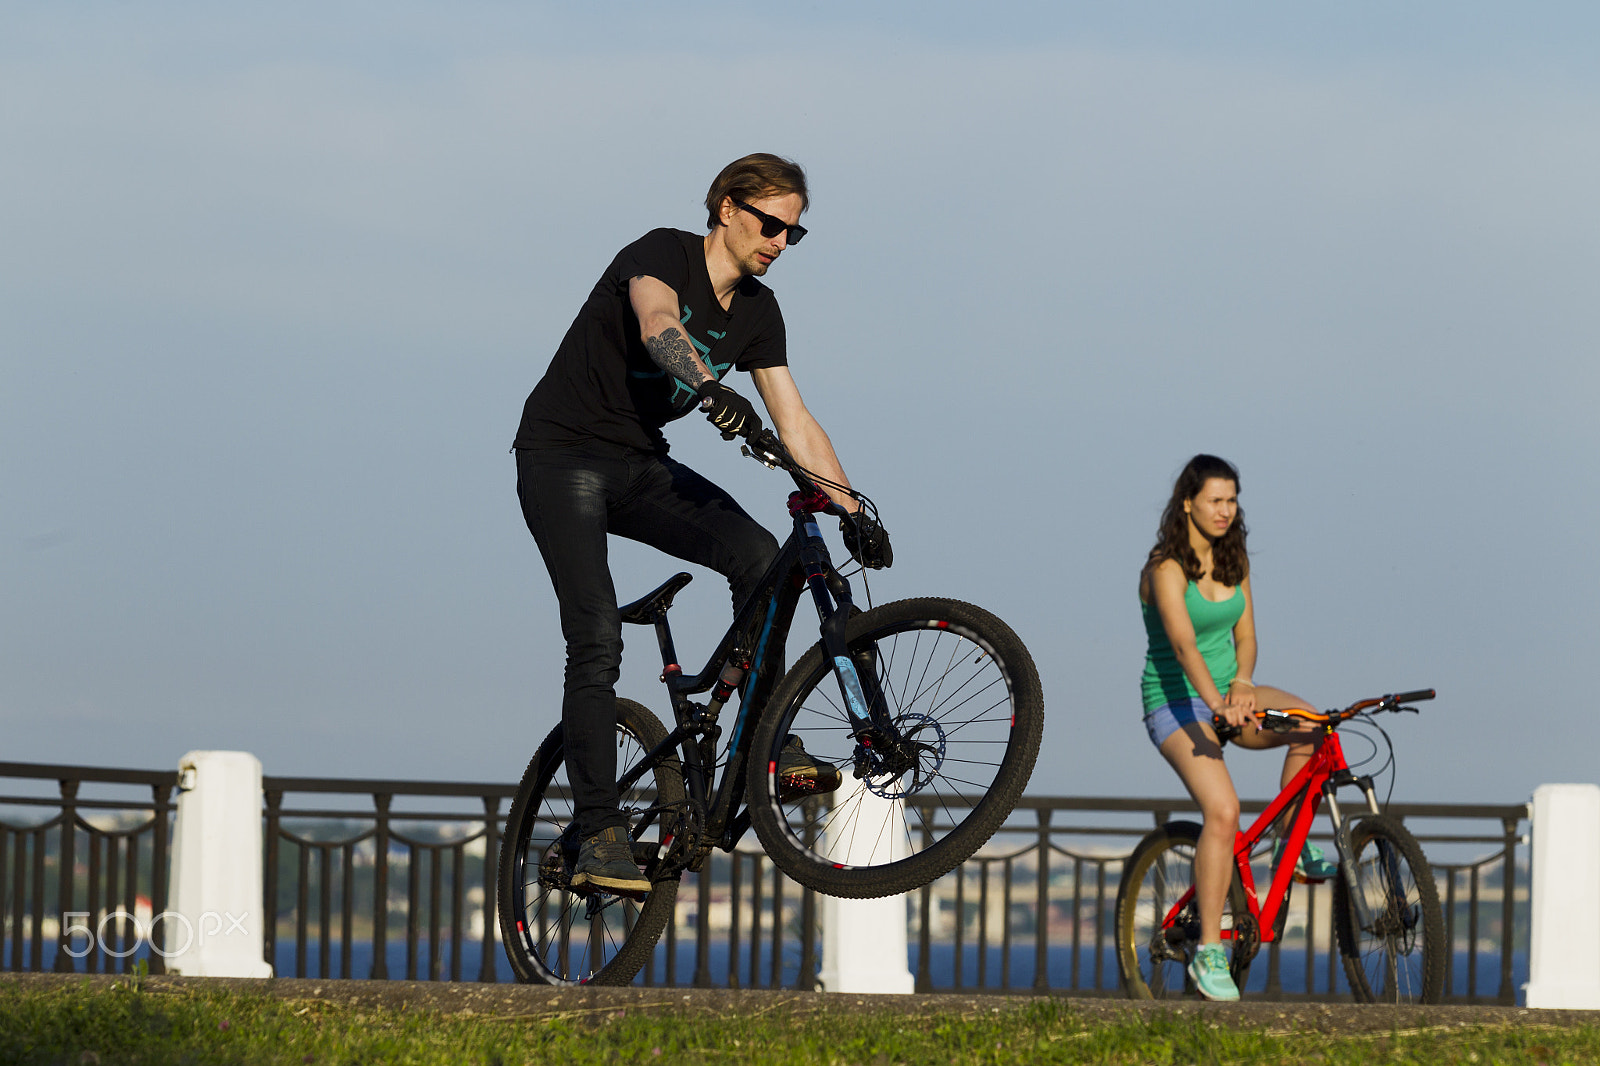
[500,700,682,986]
[1334,815,1444,1004]
[750,598,1041,898]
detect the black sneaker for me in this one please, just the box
[777,734,842,801]
[569,826,650,895]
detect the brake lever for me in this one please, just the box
[1259,709,1298,734]
[740,442,780,469]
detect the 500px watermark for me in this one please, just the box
[61,910,254,959]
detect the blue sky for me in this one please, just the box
[3,2,1596,805]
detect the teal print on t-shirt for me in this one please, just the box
[667,305,730,409]
[630,306,730,412]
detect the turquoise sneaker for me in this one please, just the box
[1271,838,1339,882]
[1187,943,1240,1001]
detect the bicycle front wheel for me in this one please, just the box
[497,698,684,985]
[1333,813,1446,1003]
[748,597,1043,898]
[1114,821,1256,999]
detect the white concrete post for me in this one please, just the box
[1525,783,1600,1008]
[165,751,274,978]
[816,785,916,994]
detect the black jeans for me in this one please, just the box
[515,441,779,839]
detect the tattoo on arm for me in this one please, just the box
[645,327,709,387]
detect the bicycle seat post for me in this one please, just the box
[652,615,680,682]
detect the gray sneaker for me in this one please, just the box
[569,826,650,895]
[777,734,842,801]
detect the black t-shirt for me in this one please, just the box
[514,228,788,453]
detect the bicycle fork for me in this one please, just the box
[1323,773,1385,931]
[790,491,905,778]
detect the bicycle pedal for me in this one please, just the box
[778,773,834,801]
[571,881,650,903]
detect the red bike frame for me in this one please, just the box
[1160,709,1378,949]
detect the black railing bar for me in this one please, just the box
[865,823,1511,852]
[0,759,1527,824]
[388,830,487,848]
[276,829,377,848]
[1434,866,1521,878]
[0,762,180,787]
[966,822,1517,845]
[273,829,483,849]
[0,797,163,814]
[1380,804,1530,819]
[1395,833,1517,843]
[1003,795,1528,820]
[1004,796,1191,813]
[1027,822,1199,836]
[272,808,496,823]
[262,777,518,798]
[59,820,162,838]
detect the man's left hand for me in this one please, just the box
[841,511,893,569]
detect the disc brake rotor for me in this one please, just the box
[864,713,947,799]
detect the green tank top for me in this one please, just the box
[1141,581,1243,712]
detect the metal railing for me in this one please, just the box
[0,760,1526,1003]
[261,775,514,982]
[894,796,1526,1003]
[0,761,178,975]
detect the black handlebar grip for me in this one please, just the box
[1391,688,1436,704]
[1211,715,1241,744]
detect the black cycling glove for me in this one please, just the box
[841,511,893,569]
[696,380,763,440]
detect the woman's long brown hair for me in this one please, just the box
[1145,454,1249,587]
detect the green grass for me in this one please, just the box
[1,980,1597,1066]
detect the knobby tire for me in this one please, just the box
[747,597,1043,899]
[497,698,684,986]
[1115,821,1256,999]
[1332,813,1446,1004]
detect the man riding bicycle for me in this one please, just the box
[512,153,891,895]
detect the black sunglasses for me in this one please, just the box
[734,200,807,244]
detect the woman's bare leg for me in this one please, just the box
[1158,721,1240,944]
[1230,684,1320,787]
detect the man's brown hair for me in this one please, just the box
[704,154,809,230]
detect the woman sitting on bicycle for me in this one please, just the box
[1138,453,1335,1002]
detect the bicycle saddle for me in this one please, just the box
[620,572,694,625]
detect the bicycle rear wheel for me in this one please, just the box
[1115,821,1256,999]
[748,597,1043,898]
[497,698,684,985]
[1333,813,1445,1003]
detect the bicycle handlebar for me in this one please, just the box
[740,428,834,503]
[740,427,798,476]
[1212,688,1436,741]
[741,427,874,527]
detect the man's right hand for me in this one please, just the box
[696,380,763,439]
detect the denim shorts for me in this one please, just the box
[1143,698,1213,748]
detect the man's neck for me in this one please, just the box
[703,231,745,306]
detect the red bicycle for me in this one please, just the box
[1115,689,1446,1003]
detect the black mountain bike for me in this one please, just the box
[498,429,1044,985]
